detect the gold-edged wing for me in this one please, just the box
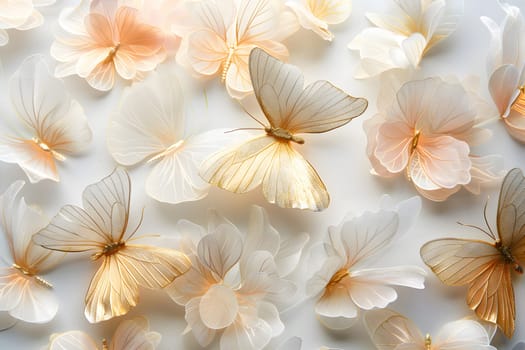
[248,47,368,133]
[420,238,515,338]
[33,168,131,252]
[85,245,190,323]
[200,135,329,210]
[497,168,525,261]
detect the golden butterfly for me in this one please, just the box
[421,168,525,338]
[33,168,191,323]
[200,48,368,211]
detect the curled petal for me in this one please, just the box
[200,284,239,329]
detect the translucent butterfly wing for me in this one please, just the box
[85,245,190,323]
[497,168,525,259]
[200,135,329,210]
[420,238,515,338]
[48,330,98,350]
[109,317,161,350]
[33,168,131,252]
[364,309,424,350]
[107,68,185,166]
[434,319,496,350]
[249,48,368,133]
[235,0,277,44]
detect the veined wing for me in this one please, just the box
[420,238,515,338]
[249,48,368,133]
[363,308,425,350]
[200,135,329,210]
[236,0,278,45]
[109,317,161,350]
[34,169,132,252]
[48,330,98,350]
[497,168,525,260]
[85,245,190,323]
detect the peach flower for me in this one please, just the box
[482,2,525,142]
[50,0,167,91]
[365,77,503,201]
[0,0,55,46]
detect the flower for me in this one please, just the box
[50,0,167,91]
[167,206,307,350]
[0,0,55,46]
[176,0,298,99]
[348,0,463,78]
[482,2,525,142]
[306,197,426,330]
[286,0,352,41]
[364,77,503,201]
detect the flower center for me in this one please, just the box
[102,339,108,350]
[328,268,349,286]
[425,334,432,350]
[221,46,236,83]
[32,137,65,161]
[410,130,421,154]
[12,263,53,288]
[511,86,525,115]
[104,42,121,64]
[265,127,305,144]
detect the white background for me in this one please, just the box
[1,0,525,349]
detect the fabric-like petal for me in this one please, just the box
[199,284,239,329]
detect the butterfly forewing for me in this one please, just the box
[497,168,525,262]
[364,309,424,350]
[249,48,368,133]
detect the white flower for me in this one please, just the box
[306,197,426,329]
[348,0,463,78]
[167,206,307,350]
[482,1,525,142]
[286,0,352,41]
[0,0,55,46]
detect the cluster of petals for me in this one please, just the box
[482,1,525,143]
[51,0,173,91]
[348,0,463,78]
[0,0,55,46]
[285,0,352,41]
[167,206,308,350]
[176,0,298,99]
[364,76,504,201]
[306,196,426,329]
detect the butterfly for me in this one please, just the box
[420,167,525,338]
[364,308,496,350]
[0,181,63,324]
[200,48,368,211]
[0,55,92,183]
[33,168,191,323]
[107,65,236,204]
[47,316,160,350]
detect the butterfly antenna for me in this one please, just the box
[482,196,497,240]
[235,99,266,127]
[224,127,264,133]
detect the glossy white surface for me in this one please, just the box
[0,0,524,349]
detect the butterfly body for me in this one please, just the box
[265,127,305,144]
[11,263,52,288]
[495,241,523,274]
[425,334,431,350]
[92,241,126,260]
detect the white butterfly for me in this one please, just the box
[200,48,368,211]
[306,196,426,329]
[47,316,161,350]
[107,66,235,204]
[364,308,496,350]
[0,55,92,183]
[0,181,63,324]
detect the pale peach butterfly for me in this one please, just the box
[177,0,298,99]
[200,48,368,211]
[0,181,63,324]
[32,168,191,323]
[286,0,352,41]
[0,55,92,183]
[47,316,160,350]
[364,308,496,350]
[421,168,525,338]
[107,65,239,204]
